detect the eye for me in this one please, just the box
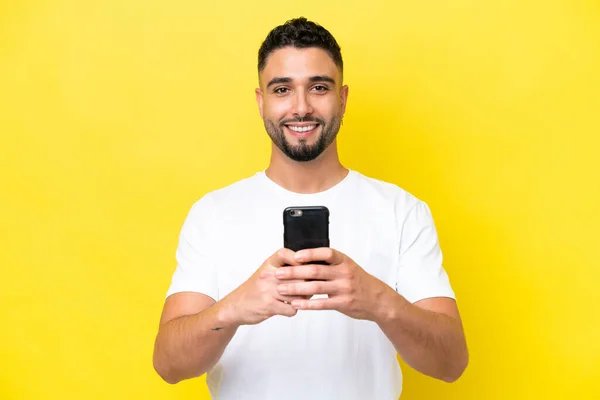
[312,85,329,92]
[274,87,289,94]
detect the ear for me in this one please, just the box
[340,84,349,118]
[255,88,264,119]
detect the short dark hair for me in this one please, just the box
[258,17,343,75]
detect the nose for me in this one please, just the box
[291,90,314,119]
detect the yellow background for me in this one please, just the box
[1,0,599,398]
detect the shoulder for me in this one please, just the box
[185,172,263,218]
[351,172,440,244]
[349,170,423,212]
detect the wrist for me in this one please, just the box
[373,285,408,326]
[213,296,241,330]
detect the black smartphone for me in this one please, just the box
[283,206,330,259]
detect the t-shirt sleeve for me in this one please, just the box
[395,199,455,304]
[165,195,218,301]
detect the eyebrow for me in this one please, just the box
[266,75,336,88]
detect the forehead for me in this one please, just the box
[260,47,340,85]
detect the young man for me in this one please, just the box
[153,17,468,399]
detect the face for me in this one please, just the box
[256,47,348,162]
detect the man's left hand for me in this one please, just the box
[274,247,394,321]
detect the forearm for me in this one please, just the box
[153,301,237,384]
[375,289,468,382]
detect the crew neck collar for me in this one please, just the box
[257,169,356,200]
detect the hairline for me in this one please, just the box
[257,45,344,85]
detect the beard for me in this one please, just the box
[264,115,341,162]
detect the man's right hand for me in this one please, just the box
[217,248,308,327]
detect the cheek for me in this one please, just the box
[264,99,292,120]
[314,97,341,119]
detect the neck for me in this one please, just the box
[265,140,348,194]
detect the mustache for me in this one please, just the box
[280,116,325,126]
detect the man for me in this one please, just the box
[153,17,468,399]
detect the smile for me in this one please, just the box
[286,124,317,133]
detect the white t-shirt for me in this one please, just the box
[166,169,455,400]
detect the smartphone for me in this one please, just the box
[283,206,330,258]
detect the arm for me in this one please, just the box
[275,248,469,383]
[154,249,305,384]
[380,199,467,380]
[374,291,468,382]
[153,196,237,384]
[153,292,236,384]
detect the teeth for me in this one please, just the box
[288,125,316,133]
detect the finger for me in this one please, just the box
[270,248,302,268]
[277,280,338,296]
[290,297,342,311]
[277,293,312,303]
[272,300,298,317]
[275,264,336,281]
[294,247,344,265]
